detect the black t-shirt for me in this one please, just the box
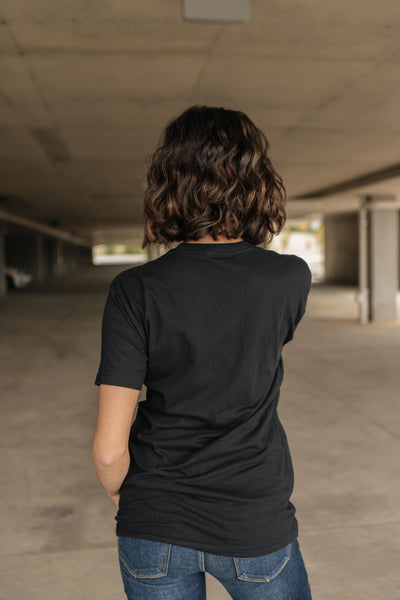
[94,240,312,558]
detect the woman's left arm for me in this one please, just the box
[92,384,141,506]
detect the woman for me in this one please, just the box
[92,105,313,600]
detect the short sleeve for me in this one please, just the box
[282,257,312,346]
[94,282,148,390]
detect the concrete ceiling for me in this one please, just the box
[1,0,400,245]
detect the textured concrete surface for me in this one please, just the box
[1,264,400,599]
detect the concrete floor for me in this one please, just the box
[1,265,400,600]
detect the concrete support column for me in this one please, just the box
[147,243,161,262]
[66,242,79,270]
[43,236,54,279]
[45,240,91,277]
[31,233,46,284]
[358,200,369,324]
[324,212,358,284]
[71,244,79,268]
[78,245,92,265]
[78,245,86,265]
[0,223,7,299]
[51,238,65,276]
[84,246,93,265]
[368,201,399,321]
[63,242,72,271]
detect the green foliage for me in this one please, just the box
[280,229,291,251]
[125,245,146,254]
[103,244,145,255]
[286,222,314,233]
[316,223,325,248]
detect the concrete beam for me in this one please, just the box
[0,208,92,247]
[295,164,400,200]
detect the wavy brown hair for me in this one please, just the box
[141,105,286,249]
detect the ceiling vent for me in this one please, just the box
[183,0,250,23]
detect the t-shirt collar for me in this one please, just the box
[173,240,252,254]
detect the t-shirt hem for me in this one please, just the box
[94,373,144,389]
[115,525,298,558]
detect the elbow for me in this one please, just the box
[92,440,127,467]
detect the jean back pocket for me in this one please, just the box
[233,542,292,582]
[118,536,171,579]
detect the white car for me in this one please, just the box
[5,267,33,290]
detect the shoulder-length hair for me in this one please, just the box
[141,105,286,249]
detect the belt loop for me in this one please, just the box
[197,550,205,572]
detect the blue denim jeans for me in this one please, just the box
[117,536,312,600]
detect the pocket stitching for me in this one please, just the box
[233,542,292,582]
[118,543,171,579]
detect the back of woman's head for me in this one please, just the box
[141,105,286,249]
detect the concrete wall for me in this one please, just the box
[4,231,93,285]
[5,232,36,272]
[324,212,359,285]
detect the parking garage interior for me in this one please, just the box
[1,2,400,599]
